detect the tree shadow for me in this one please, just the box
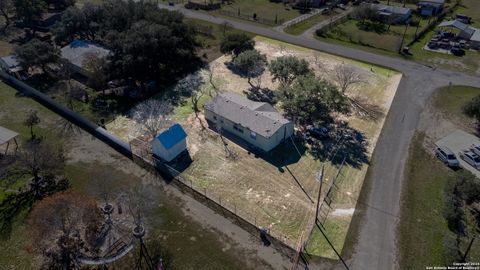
[243,86,276,104]
[258,137,307,169]
[308,121,369,169]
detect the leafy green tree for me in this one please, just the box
[220,33,255,58]
[14,0,47,31]
[463,95,480,123]
[54,4,102,42]
[232,49,267,87]
[15,39,60,73]
[107,18,198,86]
[278,75,351,124]
[268,55,312,86]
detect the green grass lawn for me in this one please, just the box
[284,13,334,35]
[321,17,427,52]
[399,133,457,269]
[453,0,480,28]
[218,0,302,23]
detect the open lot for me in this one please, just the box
[107,36,401,258]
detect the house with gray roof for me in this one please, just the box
[370,4,412,24]
[61,40,110,78]
[204,92,294,152]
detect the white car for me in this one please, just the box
[471,144,480,156]
[458,150,480,170]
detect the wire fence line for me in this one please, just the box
[0,70,300,261]
[283,8,323,28]
[131,151,299,258]
[216,9,285,26]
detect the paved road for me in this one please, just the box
[160,4,480,270]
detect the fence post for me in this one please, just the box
[204,188,207,198]
[234,204,236,215]
[219,195,221,206]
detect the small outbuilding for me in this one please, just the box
[152,124,188,162]
[0,126,18,156]
[417,0,445,17]
[371,4,412,24]
[61,40,111,78]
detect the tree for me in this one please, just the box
[16,139,65,199]
[15,39,60,73]
[13,0,47,32]
[268,55,312,86]
[352,4,377,25]
[24,110,41,139]
[54,5,101,43]
[45,0,75,10]
[28,191,102,270]
[175,73,205,117]
[0,0,14,28]
[132,99,173,138]
[220,33,255,58]
[331,64,367,93]
[232,49,267,88]
[82,53,108,93]
[463,95,480,123]
[278,75,351,124]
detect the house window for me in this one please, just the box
[233,124,243,133]
[250,131,257,140]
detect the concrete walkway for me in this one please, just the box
[160,3,480,270]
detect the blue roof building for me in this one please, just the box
[152,124,188,162]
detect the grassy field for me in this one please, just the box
[218,0,302,23]
[399,86,480,269]
[284,12,336,35]
[321,16,428,52]
[399,133,458,269]
[454,0,480,28]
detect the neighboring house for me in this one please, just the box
[205,92,294,152]
[152,123,188,162]
[0,55,22,74]
[61,40,110,78]
[417,0,445,16]
[469,29,480,50]
[438,20,478,40]
[370,4,412,24]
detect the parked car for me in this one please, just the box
[458,150,480,170]
[306,125,329,140]
[435,146,460,167]
[471,144,480,156]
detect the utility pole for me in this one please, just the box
[315,165,325,222]
[399,23,409,53]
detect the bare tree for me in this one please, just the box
[175,73,204,117]
[132,99,173,139]
[23,110,41,140]
[215,122,237,161]
[28,191,102,270]
[331,64,367,93]
[15,139,65,199]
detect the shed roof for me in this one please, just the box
[418,0,445,4]
[61,40,110,70]
[205,93,290,138]
[372,4,412,15]
[0,55,19,69]
[0,126,18,145]
[438,20,476,36]
[156,124,187,150]
[471,29,480,42]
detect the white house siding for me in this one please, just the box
[152,139,187,162]
[205,108,294,152]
